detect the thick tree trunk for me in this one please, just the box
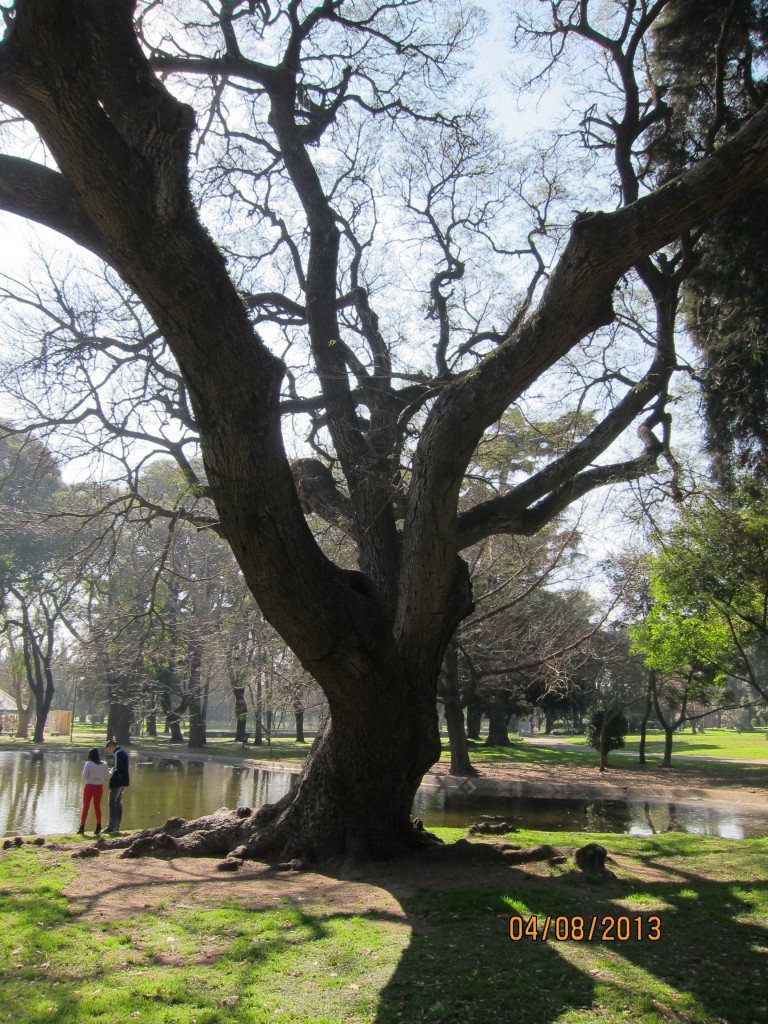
[29,662,54,743]
[294,704,305,744]
[166,717,184,744]
[186,647,207,748]
[15,707,31,739]
[31,659,55,743]
[638,669,654,764]
[232,686,248,744]
[108,698,132,747]
[19,606,56,743]
[187,698,206,747]
[439,641,477,776]
[465,701,482,741]
[123,675,443,865]
[485,698,512,747]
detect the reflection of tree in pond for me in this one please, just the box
[1,753,46,832]
[643,801,658,834]
[183,760,207,814]
[664,803,683,832]
[223,766,250,811]
[584,800,632,834]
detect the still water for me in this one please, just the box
[1,749,766,839]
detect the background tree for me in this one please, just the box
[0,426,75,740]
[586,705,629,772]
[649,0,768,483]
[0,1,767,862]
[635,487,768,709]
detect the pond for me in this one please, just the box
[2,748,766,840]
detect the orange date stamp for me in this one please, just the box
[508,914,661,942]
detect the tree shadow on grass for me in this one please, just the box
[372,887,596,1023]
[366,842,768,1024]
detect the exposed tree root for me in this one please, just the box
[88,800,445,871]
[87,803,565,875]
[416,838,567,868]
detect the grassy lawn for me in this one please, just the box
[562,728,768,763]
[438,739,600,770]
[1,829,766,1023]
[0,730,309,767]
[435,736,768,786]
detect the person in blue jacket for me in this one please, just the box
[105,739,130,834]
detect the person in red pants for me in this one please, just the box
[78,748,111,835]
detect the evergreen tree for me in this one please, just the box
[652,0,768,482]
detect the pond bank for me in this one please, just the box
[428,757,768,810]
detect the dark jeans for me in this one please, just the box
[107,786,126,831]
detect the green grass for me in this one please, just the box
[436,732,768,785]
[0,730,309,767]
[438,738,601,769]
[1,830,767,1024]
[563,727,768,762]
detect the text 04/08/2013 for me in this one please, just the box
[508,915,661,942]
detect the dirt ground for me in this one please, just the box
[51,756,765,924]
[448,756,768,807]
[57,838,670,926]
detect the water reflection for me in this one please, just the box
[411,786,767,839]
[0,750,297,837]
[1,749,766,839]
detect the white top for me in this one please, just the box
[82,760,111,785]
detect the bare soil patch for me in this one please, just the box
[55,833,692,927]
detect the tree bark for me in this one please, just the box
[108,696,132,747]
[16,596,56,743]
[232,686,248,744]
[144,709,157,738]
[651,672,689,769]
[294,703,306,744]
[15,707,31,739]
[660,723,674,768]
[439,640,477,776]
[485,697,512,747]
[252,672,264,746]
[638,669,655,765]
[186,646,207,748]
[466,701,482,741]
[248,679,441,862]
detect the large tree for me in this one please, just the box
[1,1,768,863]
[0,426,72,740]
